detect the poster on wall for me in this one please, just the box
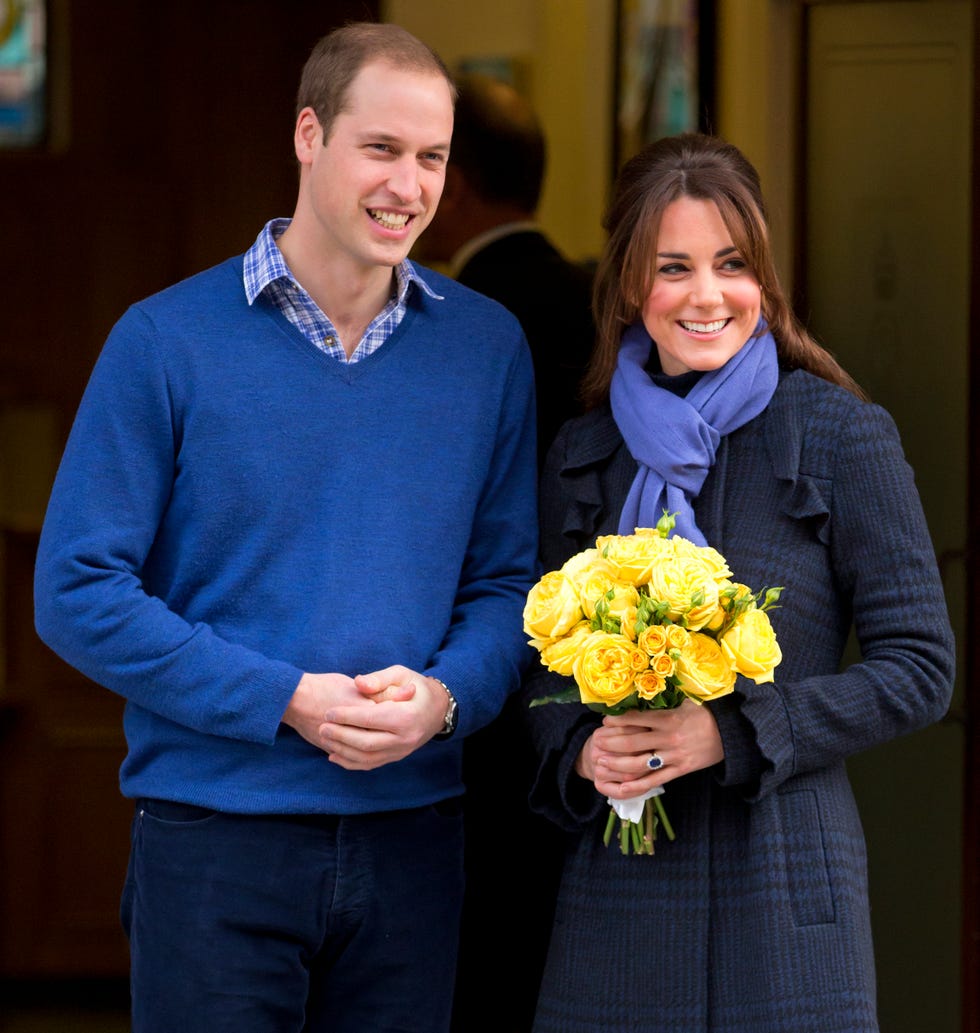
[0,0,46,148]
[615,0,711,173]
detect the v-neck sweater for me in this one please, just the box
[35,256,539,814]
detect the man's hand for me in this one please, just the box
[281,672,371,753]
[318,666,451,771]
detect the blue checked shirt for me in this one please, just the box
[243,218,442,363]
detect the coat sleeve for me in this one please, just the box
[717,396,955,799]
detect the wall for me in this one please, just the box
[383,0,614,263]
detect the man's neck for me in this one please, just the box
[276,224,396,357]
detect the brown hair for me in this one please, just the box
[582,132,866,408]
[296,22,456,143]
[449,72,545,212]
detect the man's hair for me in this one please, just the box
[296,22,455,141]
[448,72,545,213]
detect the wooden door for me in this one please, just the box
[804,4,972,1030]
[0,0,377,979]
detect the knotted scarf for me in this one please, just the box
[609,319,779,545]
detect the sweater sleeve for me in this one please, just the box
[34,307,303,744]
[425,330,541,736]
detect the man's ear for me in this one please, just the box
[293,107,323,165]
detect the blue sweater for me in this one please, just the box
[34,256,539,814]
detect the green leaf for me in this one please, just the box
[528,686,582,707]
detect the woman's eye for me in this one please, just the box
[658,263,688,276]
[721,257,747,272]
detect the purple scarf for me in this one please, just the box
[609,320,779,545]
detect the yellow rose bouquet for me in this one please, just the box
[524,512,783,855]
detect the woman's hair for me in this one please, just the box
[296,22,456,142]
[582,132,866,408]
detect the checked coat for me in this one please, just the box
[524,369,955,1033]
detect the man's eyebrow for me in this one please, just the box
[358,130,451,153]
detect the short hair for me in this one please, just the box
[296,22,456,142]
[448,72,546,213]
[582,132,865,407]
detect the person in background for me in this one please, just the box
[522,132,954,1033]
[33,22,538,1033]
[416,70,596,465]
[417,70,594,1033]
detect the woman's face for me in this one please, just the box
[640,196,761,376]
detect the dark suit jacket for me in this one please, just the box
[524,369,955,1033]
[457,229,596,464]
[453,228,594,1032]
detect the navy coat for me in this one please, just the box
[524,369,955,1033]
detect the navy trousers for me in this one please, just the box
[121,797,464,1033]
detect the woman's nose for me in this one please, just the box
[688,272,723,307]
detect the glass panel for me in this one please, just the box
[0,0,46,147]
[616,0,700,168]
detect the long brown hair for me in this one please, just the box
[582,133,866,408]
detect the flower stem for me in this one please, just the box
[643,798,656,854]
[654,795,675,841]
[603,807,616,847]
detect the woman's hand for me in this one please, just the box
[575,699,724,800]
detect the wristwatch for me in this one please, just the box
[432,679,458,740]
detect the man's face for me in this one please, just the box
[297,59,454,273]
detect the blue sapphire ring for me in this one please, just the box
[646,753,664,771]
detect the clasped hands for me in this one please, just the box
[283,666,450,771]
[575,698,724,800]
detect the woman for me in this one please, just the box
[523,133,954,1033]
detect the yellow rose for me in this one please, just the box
[578,569,633,621]
[538,621,592,676]
[634,669,668,701]
[616,603,640,641]
[602,582,641,626]
[638,624,669,656]
[572,631,644,707]
[523,570,584,641]
[674,631,737,702]
[705,581,754,632]
[650,651,675,679]
[558,552,618,619]
[559,548,603,582]
[665,624,688,651]
[645,554,721,631]
[720,607,782,684]
[596,530,671,585]
[670,535,732,582]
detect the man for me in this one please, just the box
[416,71,596,465]
[33,23,538,1033]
